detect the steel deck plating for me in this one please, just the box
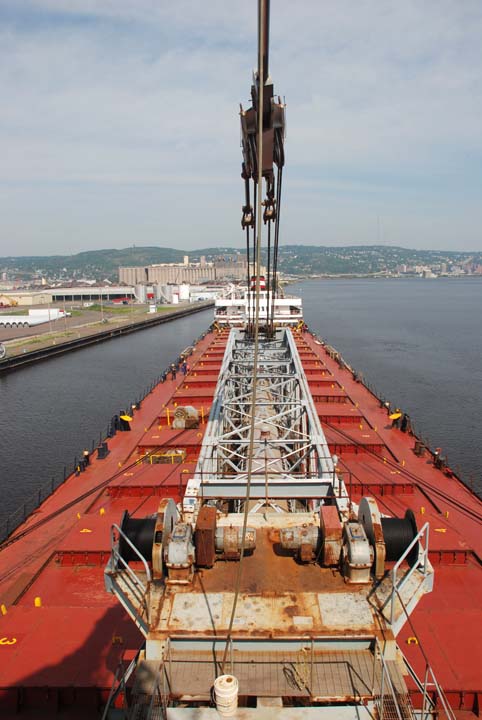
[1,327,481,717]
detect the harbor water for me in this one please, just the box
[1,279,481,528]
[292,277,482,495]
[0,308,213,526]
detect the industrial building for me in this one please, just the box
[0,287,135,306]
[118,254,249,285]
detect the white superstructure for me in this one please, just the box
[215,285,302,327]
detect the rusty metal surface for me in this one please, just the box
[160,588,376,637]
[194,506,216,568]
[320,505,342,566]
[187,525,343,595]
[195,505,217,531]
[148,525,379,639]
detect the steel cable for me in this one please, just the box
[220,0,266,674]
[269,166,283,332]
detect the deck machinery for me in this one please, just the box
[104,1,447,717]
[0,1,480,717]
[105,326,438,719]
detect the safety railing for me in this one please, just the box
[100,644,145,720]
[110,523,152,624]
[0,474,63,544]
[396,589,456,720]
[145,667,169,720]
[101,645,171,720]
[0,325,215,545]
[389,523,430,625]
[404,659,455,720]
[373,638,416,720]
[0,405,139,545]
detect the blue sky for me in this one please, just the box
[0,0,481,255]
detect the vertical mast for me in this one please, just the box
[240,0,285,335]
[258,0,270,84]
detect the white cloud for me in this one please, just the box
[0,0,481,253]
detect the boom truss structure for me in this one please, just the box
[183,328,343,511]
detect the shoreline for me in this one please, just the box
[0,301,213,373]
[284,273,482,281]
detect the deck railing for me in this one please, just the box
[109,523,152,625]
[373,638,415,720]
[0,326,214,545]
[100,644,144,720]
[389,522,430,626]
[145,667,169,720]
[395,588,456,720]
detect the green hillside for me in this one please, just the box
[1,244,481,280]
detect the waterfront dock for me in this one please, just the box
[0,301,213,373]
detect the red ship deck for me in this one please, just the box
[296,332,482,715]
[0,329,229,715]
[1,325,481,717]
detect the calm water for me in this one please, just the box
[1,279,481,527]
[0,308,213,523]
[291,278,482,495]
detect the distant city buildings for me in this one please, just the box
[0,252,263,308]
[119,254,250,285]
[393,258,480,278]
[1,246,481,292]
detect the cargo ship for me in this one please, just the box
[1,2,481,718]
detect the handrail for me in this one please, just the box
[390,522,430,625]
[403,657,436,711]
[0,318,216,545]
[409,656,456,720]
[420,665,455,720]
[374,638,413,720]
[375,569,455,720]
[100,662,125,720]
[111,523,152,587]
[145,665,169,720]
[100,643,145,720]
[396,589,457,720]
[110,524,152,625]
